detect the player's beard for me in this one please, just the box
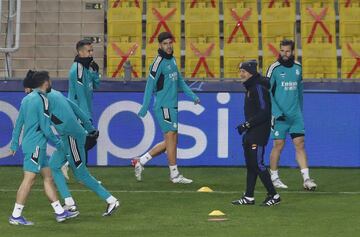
[278,54,295,67]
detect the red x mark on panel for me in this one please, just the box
[149,8,177,43]
[112,0,140,8]
[306,7,332,43]
[190,42,215,78]
[227,8,252,44]
[268,43,280,58]
[268,0,290,8]
[346,43,360,78]
[190,0,216,8]
[345,0,352,7]
[111,42,139,78]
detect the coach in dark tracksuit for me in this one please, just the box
[232,60,281,206]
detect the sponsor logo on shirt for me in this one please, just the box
[281,81,298,91]
[169,72,178,81]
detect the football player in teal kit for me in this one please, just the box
[132,32,200,183]
[267,39,317,191]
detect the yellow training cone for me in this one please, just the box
[208,210,226,216]
[197,187,214,193]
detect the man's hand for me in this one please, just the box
[194,98,201,105]
[236,122,250,135]
[85,130,100,151]
[138,108,147,118]
[9,150,16,156]
[90,61,99,73]
[276,115,286,121]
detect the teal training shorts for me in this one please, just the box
[154,107,178,133]
[23,147,48,173]
[271,115,305,140]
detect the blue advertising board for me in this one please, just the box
[1,92,359,167]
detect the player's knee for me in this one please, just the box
[294,140,305,151]
[273,140,285,151]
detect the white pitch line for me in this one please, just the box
[0,189,359,195]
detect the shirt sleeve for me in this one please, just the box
[298,71,303,111]
[177,68,199,102]
[138,58,163,117]
[67,98,95,133]
[36,95,62,148]
[247,85,271,128]
[10,103,25,151]
[91,71,100,89]
[68,63,86,105]
[268,71,284,118]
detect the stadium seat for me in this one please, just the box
[339,2,360,45]
[223,6,258,44]
[224,43,259,78]
[301,6,335,45]
[223,0,257,10]
[262,0,296,9]
[261,1,295,47]
[300,0,335,8]
[107,7,142,42]
[108,0,143,11]
[107,40,142,78]
[185,39,220,78]
[184,5,219,42]
[302,42,337,79]
[341,42,360,79]
[184,0,219,10]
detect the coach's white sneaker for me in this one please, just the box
[131,159,144,181]
[170,174,193,184]
[272,178,288,189]
[303,179,317,191]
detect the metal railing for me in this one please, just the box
[0,0,22,78]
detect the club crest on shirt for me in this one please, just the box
[296,69,300,75]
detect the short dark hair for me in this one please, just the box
[280,39,295,51]
[76,39,93,51]
[158,32,173,43]
[32,71,50,88]
[23,70,36,88]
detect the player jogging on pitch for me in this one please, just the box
[9,72,79,225]
[132,32,200,184]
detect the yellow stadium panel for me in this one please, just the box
[107,41,142,78]
[339,5,360,45]
[224,43,259,78]
[262,0,296,8]
[302,42,337,79]
[184,0,219,10]
[223,7,258,44]
[338,0,360,8]
[185,2,219,39]
[300,0,334,8]
[185,40,220,78]
[108,0,143,11]
[223,0,257,10]
[261,2,295,22]
[107,7,142,40]
[146,7,180,45]
[341,42,360,79]
[147,0,181,9]
[300,6,335,45]
[107,7,141,22]
[145,43,181,73]
[262,21,295,40]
